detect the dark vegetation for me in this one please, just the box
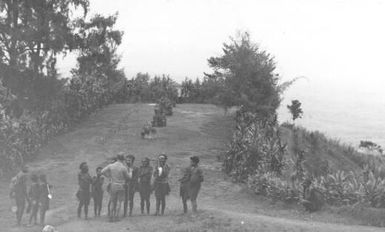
[197,32,385,219]
[125,73,179,104]
[0,1,181,175]
[359,140,383,155]
[287,99,303,123]
[1,1,385,225]
[0,0,127,174]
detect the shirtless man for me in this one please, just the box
[101,153,129,222]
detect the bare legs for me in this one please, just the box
[155,195,166,216]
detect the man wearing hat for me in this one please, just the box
[101,153,130,222]
[124,154,139,217]
[138,157,153,214]
[179,156,204,213]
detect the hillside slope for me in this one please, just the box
[0,104,383,232]
[281,125,364,176]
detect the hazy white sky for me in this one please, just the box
[59,0,385,91]
[57,0,385,145]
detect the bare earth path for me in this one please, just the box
[0,104,383,232]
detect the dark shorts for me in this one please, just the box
[154,182,170,198]
[139,183,152,199]
[180,183,201,201]
[93,192,103,201]
[77,190,91,205]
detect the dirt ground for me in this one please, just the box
[0,103,384,232]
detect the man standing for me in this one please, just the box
[28,174,40,226]
[10,165,29,226]
[106,157,117,217]
[101,153,129,222]
[153,154,170,216]
[77,162,92,219]
[124,154,139,217]
[179,156,204,213]
[92,167,104,217]
[39,174,52,226]
[138,157,153,215]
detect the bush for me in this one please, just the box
[0,77,127,175]
[223,108,286,182]
[226,109,385,212]
[248,172,300,203]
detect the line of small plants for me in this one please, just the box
[223,108,385,210]
[0,76,127,176]
[247,168,385,208]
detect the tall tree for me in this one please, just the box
[72,13,124,82]
[206,32,281,117]
[0,0,89,112]
[181,77,193,102]
[0,0,89,74]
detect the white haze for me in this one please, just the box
[57,0,385,147]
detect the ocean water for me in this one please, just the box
[278,81,385,148]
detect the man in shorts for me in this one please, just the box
[179,156,204,213]
[101,153,129,222]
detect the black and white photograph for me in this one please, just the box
[1,0,385,231]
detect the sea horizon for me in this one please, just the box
[278,79,385,149]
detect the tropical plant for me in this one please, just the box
[223,107,286,182]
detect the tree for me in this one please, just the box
[206,32,281,117]
[72,13,123,81]
[181,77,194,102]
[0,0,89,113]
[0,0,89,75]
[287,99,303,122]
[71,13,125,105]
[128,73,150,102]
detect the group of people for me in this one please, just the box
[9,166,52,226]
[8,152,204,227]
[76,153,204,222]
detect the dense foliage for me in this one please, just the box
[205,32,281,117]
[223,108,286,181]
[180,76,223,104]
[0,0,129,175]
[0,78,126,175]
[0,0,89,113]
[215,33,385,211]
[225,111,385,210]
[126,73,179,104]
[248,166,385,208]
[246,125,385,210]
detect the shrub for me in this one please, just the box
[223,108,286,182]
[228,114,385,211]
[248,172,300,203]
